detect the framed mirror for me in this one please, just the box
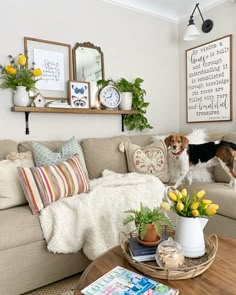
[72,42,104,107]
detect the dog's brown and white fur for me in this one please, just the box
[165,134,236,189]
[164,135,192,188]
[215,145,236,188]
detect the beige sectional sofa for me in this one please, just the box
[0,132,235,294]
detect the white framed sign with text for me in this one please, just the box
[186,35,232,123]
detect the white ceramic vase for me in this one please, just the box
[174,215,208,258]
[119,92,133,110]
[13,86,29,107]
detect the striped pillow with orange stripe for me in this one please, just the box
[18,154,89,214]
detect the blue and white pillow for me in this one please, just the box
[32,137,88,175]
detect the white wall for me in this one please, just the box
[178,1,236,133]
[0,0,178,141]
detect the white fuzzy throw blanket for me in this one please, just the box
[39,170,165,261]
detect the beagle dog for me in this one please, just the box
[164,135,192,188]
[165,135,236,188]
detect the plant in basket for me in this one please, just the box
[123,203,174,245]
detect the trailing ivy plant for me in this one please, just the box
[97,77,153,131]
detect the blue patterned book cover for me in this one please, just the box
[128,238,158,256]
[81,266,178,295]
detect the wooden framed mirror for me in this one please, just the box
[72,42,104,107]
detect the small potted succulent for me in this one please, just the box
[123,203,174,243]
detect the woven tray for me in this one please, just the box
[120,232,218,280]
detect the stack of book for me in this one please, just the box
[128,237,158,262]
[81,266,179,295]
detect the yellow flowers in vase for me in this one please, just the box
[0,54,42,92]
[163,188,219,218]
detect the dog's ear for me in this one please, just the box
[164,135,172,147]
[181,136,189,149]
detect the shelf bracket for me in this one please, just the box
[121,114,126,132]
[25,112,30,135]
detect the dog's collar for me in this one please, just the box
[171,149,184,156]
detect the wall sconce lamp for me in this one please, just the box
[184,3,213,41]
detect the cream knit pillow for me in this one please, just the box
[0,152,34,209]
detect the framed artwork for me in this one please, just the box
[186,35,232,123]
[24,36,72,100]
[68,80,90,109]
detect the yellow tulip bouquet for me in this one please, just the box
[0,54,42,92]
[161,188,219,218]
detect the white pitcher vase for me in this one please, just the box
[174,215,208,258]
[13,86,29,107]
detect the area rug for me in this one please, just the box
[22,273,81,295]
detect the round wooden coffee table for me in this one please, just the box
[74,236,236,295]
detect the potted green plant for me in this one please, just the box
[0,53,42,106]
[115,78,133,111]
[123,203,174,242]
[97,77,153,131]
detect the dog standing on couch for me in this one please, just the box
[164,135,192,188]
[189,141,236,187]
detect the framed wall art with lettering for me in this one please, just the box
[186,35,232,123]
[24,37,72,100]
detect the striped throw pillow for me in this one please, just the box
[18,154,89,214]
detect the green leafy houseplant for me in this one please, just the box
[97,77,153,131]
[123,203,174,240]
[0,54,42,92]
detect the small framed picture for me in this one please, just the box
[69,80,90,108]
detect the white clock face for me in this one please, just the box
[100,86,121,108]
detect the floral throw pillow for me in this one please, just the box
[120,141,169,183]
[18,154,90,215]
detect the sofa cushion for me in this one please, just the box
[211,133,236,183]
[186,182,236,220]
[81,136,130,179]
[0,152,34,210]
[23,137,88,175]
[19,139,87,174]
[207,132,225,142]
[18,140,64,153]
[223,132,236,144]
[213,165,231,183]
[129,135,153,146]
[123,141,170,183]
[0,205,43,251]
[18,154,90,214]
[0,140,18,160]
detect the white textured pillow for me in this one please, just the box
[189,162,214,183]
[0,152,34,209]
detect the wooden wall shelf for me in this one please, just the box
[11,106,139,134]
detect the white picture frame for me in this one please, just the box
[186,35,232,123]
[68,80,90,109]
